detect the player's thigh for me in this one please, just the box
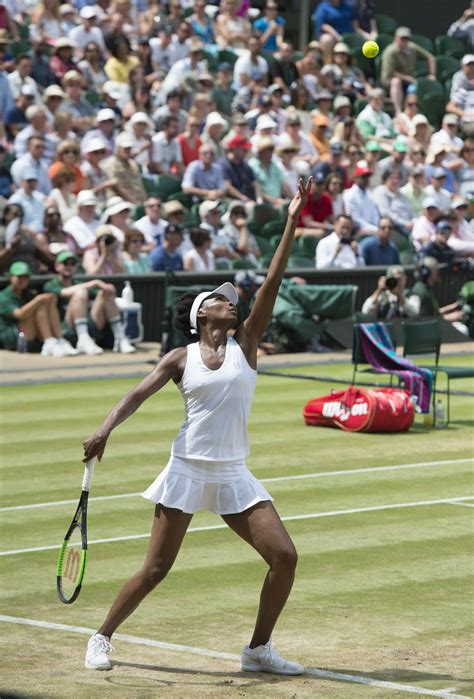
[144,505,193,570]
[222,501,297,566]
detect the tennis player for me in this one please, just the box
[82,178,312,675]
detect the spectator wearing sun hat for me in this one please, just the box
[102,133,147,205]
[8,168,46,233]
[424,167,453,211]
[218,134,259,203]
[80,108,118,156]
[411,196,439,251]
[430,114,464,161]
[49,39,78,83]
[68,6,106,53]
[82,224,126,276]
[63,190,100,252]
[125,112,154,172]
[81,139,128,204]
[59,70,96,136]
[13,105,56,162]
[100,197,134,244]
[372,137,411,188]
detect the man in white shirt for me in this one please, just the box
[64,190,99,252]
[233,36,269,91]
[11,135,52,195]
[7,54,40,102]
[424,168,453,212]
[13,106,56,162]
[158,42,207,101]
[150,115,184,175]
[8,170,46,233]
[69,6,106,53]
[170,22,191,62]
[80,108,117,156]
[134,198,168,251]
[316,214,365,269]
[342,162,380,236]
[150,26,176,79]
[430,113,464,162]
[411,196,439,251]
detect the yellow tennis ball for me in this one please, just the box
[362,40,379,58]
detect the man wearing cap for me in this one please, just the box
[0,261,77,357]
[419,220,456,266]
[182,143,229,202]
[11,134,52,195]
[380,27,436,115]
[149,224,184,272]
[69,6,106,53]
[449,196,474,260]
[359,216,401,267]
[134,198,168,251]
[44,250,135,355]
[59,70,96,135]
[64,190,100,252]
[411,197,439,251]
[430,114,464,161]
[355,88,396,144]
[233,36,269,92]
[372,138,410,187]
[342,162,380,236]
[158,41,207,102]
[283,113,318,163]
[43,85,67,124]
[312,140,348,187]
[198,199,238,267]
[8,170,46,232]
[372,169,415,237]
[3,86,35,140]
[103,133,147,205]
[316,213,364,269]
[81,108,117,156]
[296,172,333,236]
[424,168,453,212]
[362,264,417,319]
[248,136,292,207]
[7,54,40,103]
[150,115,184,176]
[400,166,427,215]
[218,135,259,203]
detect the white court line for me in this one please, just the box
[1,496,472,557]
[1,457,472,513]
[446,501,474,509]
[0,615,469,699]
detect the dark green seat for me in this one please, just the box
[297,235,319,259]
[411,34,434,53]
[418,92,448,129]
[341,33,364,52]
[416,78,445,97]
[133,204,145,221]
[250,207,281,236]
[435,35,466,59]
[436,56,459,84]
[270,234,299,254]
[217,49,238,66]
[231,259,258,270]
[155,174,182,199]
[165,191,193,208]
[399,249,415,266]
[84,90,101,107]
[375,14,398,35]
[254,234,274,255]
[375,32,393,51]
[258,253,275,268]
[142,176,160,196]
[287,255,315,269]
[402,318,474,426]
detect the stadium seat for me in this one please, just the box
[165,191,193,208]
[254,234,274,254]
[374,32,393,51]
[249,204,281,234]
[155,174,182,199]
[410,34,434,53]
[418,92,448,129]
[436,56,460,84]
[133,204,145,221]
[416,78,445,98]
[258,253,275,268]
[399,249,415,265]
[10,40,31,57]
[217,49,238,66]
[375,13,398,35]
[287,255,315,269]
[341,33,364,52]
[297,235,319,259]
[202,50,219,73]
[402,319,474,426]
[435,35,466,59]
[84,91,102,107]
[142,176,160,196]
[413,59,430,78]
[270,234,299,254]
[231,259,258,270]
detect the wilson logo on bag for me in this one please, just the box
[303,386,414,433]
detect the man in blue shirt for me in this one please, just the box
[218,135,258,203]
[149,225,184,272]
[360,217,401,266]
[181,144,230,201]
[313,0,355,54]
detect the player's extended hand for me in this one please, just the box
[287,177,312,220]
[83,430,108,462]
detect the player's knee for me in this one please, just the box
[142,561,171,589]
[273,545,298,575]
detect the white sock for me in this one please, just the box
[74,317,89,339]
[109,315,125,342]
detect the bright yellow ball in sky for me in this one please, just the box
[362,40,380,58]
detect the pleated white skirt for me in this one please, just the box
[142,455,273,515]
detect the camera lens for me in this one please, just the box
[386,277,398,290]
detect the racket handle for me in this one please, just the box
[82,458,97,492]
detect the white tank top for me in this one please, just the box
[171,336,257,461]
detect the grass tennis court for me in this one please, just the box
[1,359,473,698]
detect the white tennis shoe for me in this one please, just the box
[113,337,136,354]
[76,335,103,356]
[41,338,67,357]
[241,641,304,675]
[57,338,79,355]
[84,633,113,670]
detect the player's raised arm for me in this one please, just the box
[243,177,312,343]
[82,347,186,462]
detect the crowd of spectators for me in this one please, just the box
[0,0,473,353]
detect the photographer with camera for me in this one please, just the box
[316,213,365,268]
[362,264,418,319]
[82,225,125,276]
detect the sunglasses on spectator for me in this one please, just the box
[64,149,78,155]
[63,259,77,266]
[146,202,161,208]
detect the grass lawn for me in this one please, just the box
[1,359,473,698]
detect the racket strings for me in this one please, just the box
[59,526,83,600]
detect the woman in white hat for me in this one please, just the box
[83,178,312,676]
[201,111,229,159]
[82,224,125,275]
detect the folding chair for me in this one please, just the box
[351,319,398,385]
[402,319,474,426]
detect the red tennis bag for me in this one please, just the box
[303,386,414,433]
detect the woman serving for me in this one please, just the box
[83,178,312,675]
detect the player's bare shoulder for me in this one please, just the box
[158,345,188,384]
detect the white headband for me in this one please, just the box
[189,283,239,335]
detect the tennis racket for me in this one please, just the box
[56,457,96,604]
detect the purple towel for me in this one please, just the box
[357,323,433,413]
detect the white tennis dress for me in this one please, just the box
[142,337,273,514]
